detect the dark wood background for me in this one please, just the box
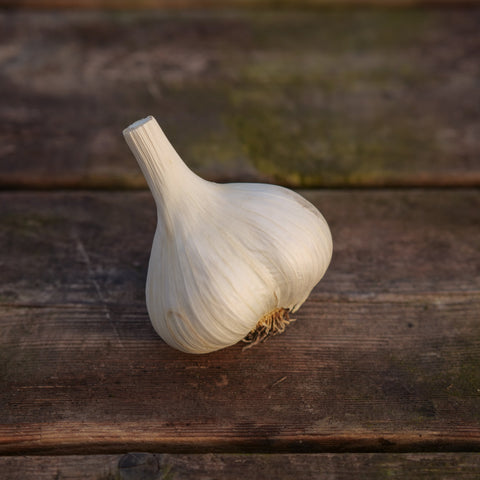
[0,1,479,478]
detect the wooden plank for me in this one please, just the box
[2,0,480,9]
[1,190,479,305]
[1,10,480,189]
[0,455,119,480]
[0,190,479,454]
[1,453,480,479]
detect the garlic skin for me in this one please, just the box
[123,116,332,354]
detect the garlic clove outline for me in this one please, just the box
[123,116,332,354]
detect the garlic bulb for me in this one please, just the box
[123,116,332,354]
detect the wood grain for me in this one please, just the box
[2,0,480,9]
[1,453,480,479]
[1,9,480,188]
[1,190,479,454]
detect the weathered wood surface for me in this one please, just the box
[1,9,480,189]
[1,453,480,480]
[1,190,479,454]
[2,0,480,9]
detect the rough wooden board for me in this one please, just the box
[2,0,480,9]
[0,455,118,480]
[2,298,479,454]
[8,0,480,7]
[0,190,479,454]
[0,190,479,306]
[1,9,480,188]
[1,453,480,480]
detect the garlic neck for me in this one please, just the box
[123,116,206,222]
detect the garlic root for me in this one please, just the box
[242,307,294,350]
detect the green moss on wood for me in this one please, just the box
[3,9,479,188]
[384,336,480,425]
[223,10,439,186]
[109,9,452,188]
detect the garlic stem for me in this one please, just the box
[123,116,204,211]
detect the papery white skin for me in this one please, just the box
[123,116,332,354]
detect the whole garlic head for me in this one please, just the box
[123,116,332,354]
